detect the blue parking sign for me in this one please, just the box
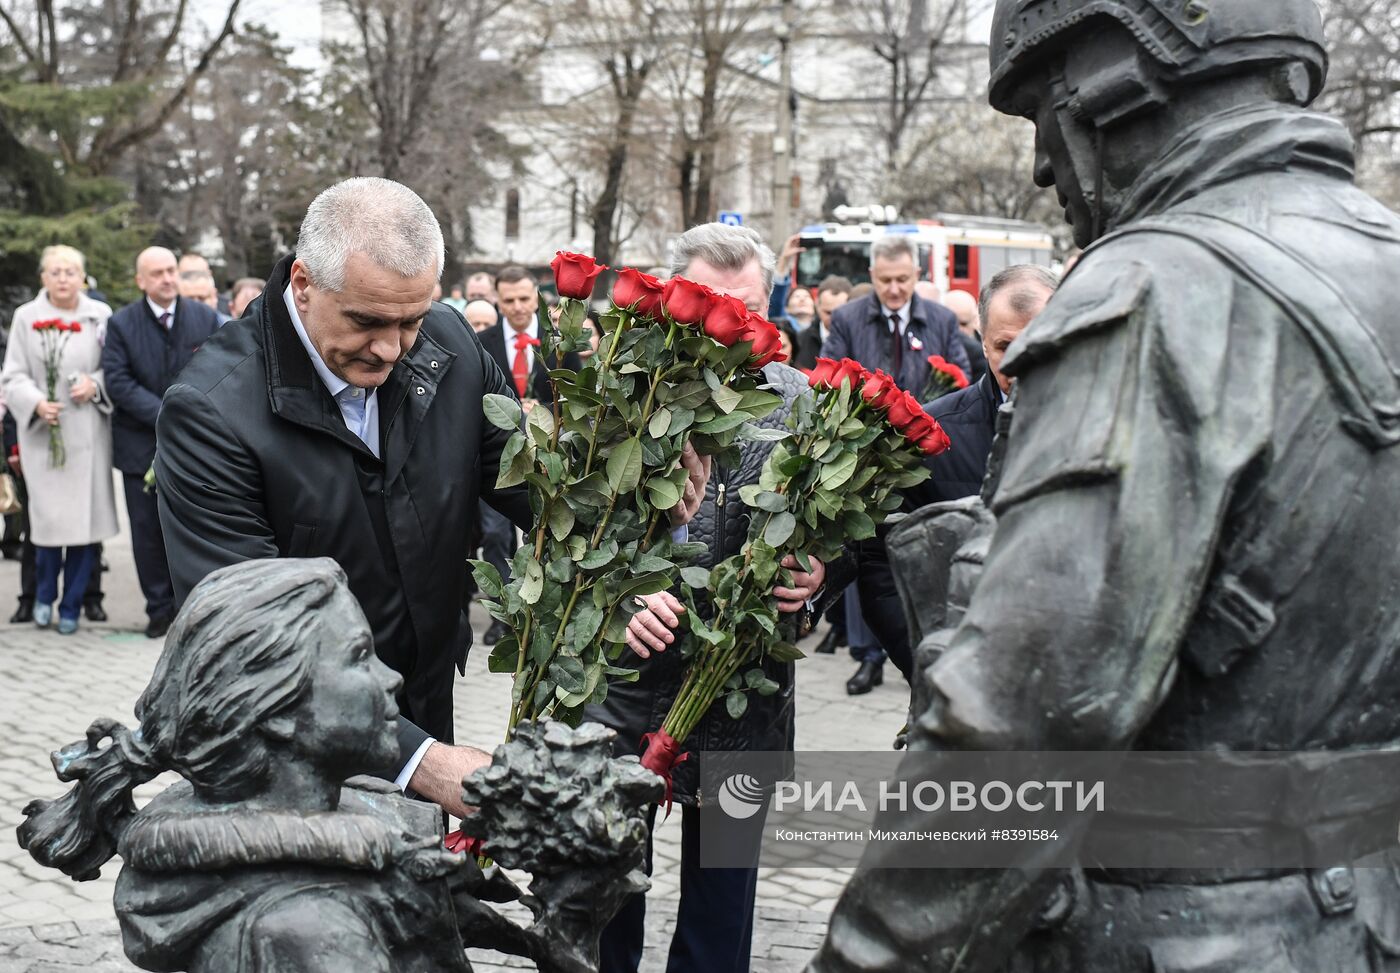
[718,211,743,226]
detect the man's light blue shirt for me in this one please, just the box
[284,285,381,458]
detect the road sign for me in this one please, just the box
[718,211,744,226]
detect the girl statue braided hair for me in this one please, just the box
[17,558,475,973]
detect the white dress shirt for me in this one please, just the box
[881,300,912,335]
[284,286,381,459]
[147,297,176,329]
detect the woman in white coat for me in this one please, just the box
[1,246,118,634]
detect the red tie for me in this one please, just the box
[512,332,531,398]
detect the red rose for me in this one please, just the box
[809,357,840,388]
[833,358,868,391]
[903,411,936,441]
[918,424,952,456]
[859,369,896,409]
[613,267,666,318]
[551,251,606,300]
[745,313,786,367]
[703,295,751,346]
[662,277,715,325]
[884,390,924,432]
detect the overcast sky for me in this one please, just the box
[192,0,997,73]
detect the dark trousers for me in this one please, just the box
[35,544,97,621]
[479,501,516,585]
[599,804,758,973]
[122,472,173,620]
[846,584,887,665]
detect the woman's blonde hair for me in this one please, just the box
[40,245,86,277]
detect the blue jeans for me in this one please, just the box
[35,544,97,622]
[598,804,758,973]
[845,583,885,664]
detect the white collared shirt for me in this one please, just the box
[881,300,912,335]
[283,285,381,459]
[505,318,539,376]
[147,297,176,329]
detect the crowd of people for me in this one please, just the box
[0,180,1056,973]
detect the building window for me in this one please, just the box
[505,188,520,240]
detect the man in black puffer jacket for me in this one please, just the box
[588,223,847,973]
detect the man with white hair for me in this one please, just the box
[154,177,709,815]
[589,221,839,973]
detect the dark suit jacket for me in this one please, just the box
[821,292,969,394]
[155,254,531,767]
[477,323,582,406]
[102,296,221,474]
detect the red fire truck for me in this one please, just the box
[791,206,1056,297]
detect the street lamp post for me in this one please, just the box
[772,0,795,251]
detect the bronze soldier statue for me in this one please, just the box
[813,0,1400,969]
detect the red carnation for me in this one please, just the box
[927,354,969,390]
[859,369,896,409]
[551,251,606,300]
[32,319,57,331]
[702,295,751,346]
[68,321,81,332]
[661,278,714,325]
[613,267,666,318]
[745,313,786,367]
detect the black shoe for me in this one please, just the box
[9,600,33,624]
[84,602,108,622]
[145,615,173,639]
[814,626,847,655]
[482,619,509,646]
[846,660,884,696]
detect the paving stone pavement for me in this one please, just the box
[0,478,910,969]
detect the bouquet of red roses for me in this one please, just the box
[474,253,789,733]
[639,357,949,798]
[924,353,970,399]
[30,319,81,468]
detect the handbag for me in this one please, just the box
[0,472,20,516]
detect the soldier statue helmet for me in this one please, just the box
[988,0,1328,245]
[811,0,1400,970]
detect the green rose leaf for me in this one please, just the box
[550,656,587,694]
[726,690,749,719]
[711,385,744,414]
[469,559,504,600]
[606,437,644,494]
[737,422,790,442]
[680,565,712,588]
[764,511,797,547]
[818,449,858,489]
[549,502,576,541]
[648,407,672,439]
[520,557,545,605]
[483,393,523,432]
[768,642,806,663]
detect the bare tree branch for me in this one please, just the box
[0,2,39,68]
